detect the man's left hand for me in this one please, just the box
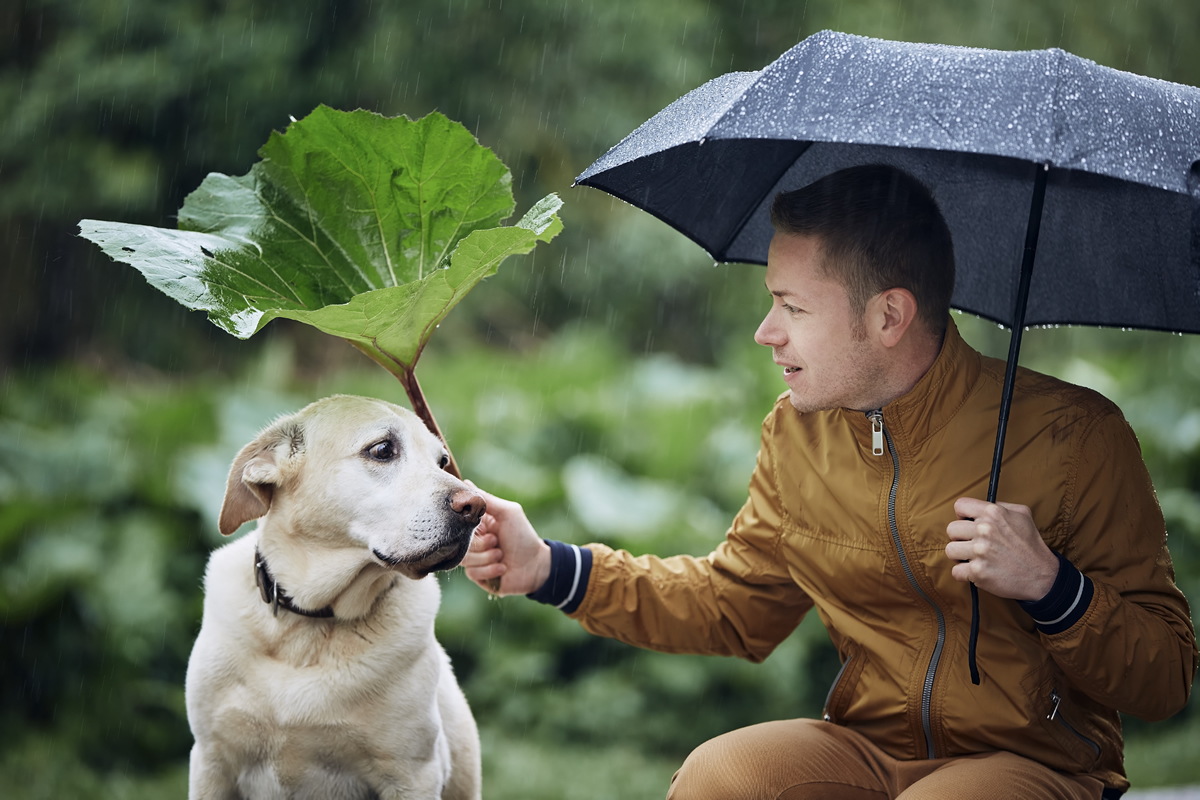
[945,498,1059,602]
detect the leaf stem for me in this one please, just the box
[397,367,462,479]
[346,340,461,478]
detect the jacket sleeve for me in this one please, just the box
[568,406,814,662]
[1042,410,1197,721]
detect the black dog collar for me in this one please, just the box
[254,547,335,619]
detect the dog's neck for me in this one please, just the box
[254,547,335,618]
[254,533,402,621]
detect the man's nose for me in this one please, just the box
[754,311,784,347]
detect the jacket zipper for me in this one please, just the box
[869,409,885,455]
[822,654,852,722]
[1049,689,1101,758]
[868,409,947,760]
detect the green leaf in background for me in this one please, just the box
[77,105,561,374]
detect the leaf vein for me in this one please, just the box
[271,165,371,294]
[322,145,397,286]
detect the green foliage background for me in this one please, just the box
[2,0,1198,796]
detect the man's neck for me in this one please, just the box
[854,325,945,412]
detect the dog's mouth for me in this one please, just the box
[373,536,472,579]
[373,548,404,567]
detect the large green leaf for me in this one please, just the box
[269,194,563,370]
[78,105,560,371]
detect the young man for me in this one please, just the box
[463,165,1196,799]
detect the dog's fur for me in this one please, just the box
[186,395,482,799]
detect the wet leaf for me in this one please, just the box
[78,105,562,373]
[270,194,563,370]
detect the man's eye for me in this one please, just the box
[368,441,395,461]
[438,453,450,470]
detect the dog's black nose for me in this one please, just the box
[449,488,485,526]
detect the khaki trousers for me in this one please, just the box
[667,719,1106,800]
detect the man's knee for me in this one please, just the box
[667,719,880,800]
[896,751,1104,800]
[667,728,761,800]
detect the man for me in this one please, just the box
[463,165,1197,799]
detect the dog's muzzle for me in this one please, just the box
[374,487,485,578]
[374,536,473,578]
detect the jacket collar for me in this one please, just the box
[875,316,983,452]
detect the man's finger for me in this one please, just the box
[465,561,505,581]
[945,519,981,541]
[473,485,514,514]
[945,541,978,562]
[950,561,976,583]
[995,500,1033,519]
[469,532,496,551]
[953,496,991,519]
[462,544,502,567]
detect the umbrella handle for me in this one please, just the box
[972,163,1049,687]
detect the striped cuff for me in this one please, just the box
[526,539,592,614]
[1018,551,1094,635]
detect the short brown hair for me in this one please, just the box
[770,165,955,336]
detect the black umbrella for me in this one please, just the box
[575,30,1200,684]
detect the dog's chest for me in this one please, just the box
[204,614,448,791]
[211,655,449,797]
[238,759,381,800]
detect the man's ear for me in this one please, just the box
[875,287,919,348]
[218,427,289,536]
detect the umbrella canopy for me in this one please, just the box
[576,30,1200,688]
[576,29,1200,334]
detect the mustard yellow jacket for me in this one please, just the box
[571,320,1196,790]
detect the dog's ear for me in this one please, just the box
[218,426,292,536]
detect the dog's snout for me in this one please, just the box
[449,488,485,525]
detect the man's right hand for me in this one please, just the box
[463,484,552,596]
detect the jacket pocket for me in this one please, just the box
[823,642,866,724]
[1044,686,1102,772]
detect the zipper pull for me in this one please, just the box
[867,410,884,456]
[1048,689,1062,721]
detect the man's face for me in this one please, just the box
[754,232,886,413]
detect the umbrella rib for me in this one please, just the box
[712,141,813,262]
[1048,48,1065,167]
[580,182,731,261]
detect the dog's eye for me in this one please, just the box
[438,453,450,470]
[368,441,396,461]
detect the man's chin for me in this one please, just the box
[786,388,810,412]
[787,389,837,415]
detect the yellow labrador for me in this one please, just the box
[185,395,482,799]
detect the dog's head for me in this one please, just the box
[218,395,484,580]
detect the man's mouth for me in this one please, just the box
[784,366,800,374]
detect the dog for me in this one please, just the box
[185,395,483,799]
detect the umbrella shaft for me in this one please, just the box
[988,165,1049,503]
